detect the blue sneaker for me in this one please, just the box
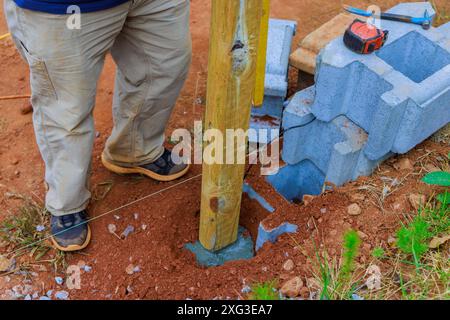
[50,211,91,252]
[101,149,190,182]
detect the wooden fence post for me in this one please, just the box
[199,0,263,251]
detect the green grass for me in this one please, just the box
[310,230,363,300]
[0,196,67,272]
[248,280,280,300]
[307,190,449,300]
[373,192,449,300]
[396,215,431,268]
[372,247,385,259]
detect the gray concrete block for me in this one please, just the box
[308,2,449,160]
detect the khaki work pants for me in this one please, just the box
[4,0,192,215]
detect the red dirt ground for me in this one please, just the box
[0,0,449,300]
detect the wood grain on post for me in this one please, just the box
[199,0,263,252]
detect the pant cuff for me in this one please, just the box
[102,147,165,168]
[48,201,90,217]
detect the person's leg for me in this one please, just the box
[4,0,130,249]
[102,0,192,181]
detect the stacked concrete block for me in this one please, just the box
[312,2,449,159]
[267,158,325,202]
[268,2,450,201]
[271,88,391,201]
[252,18,297,119]
[250,19,297,143]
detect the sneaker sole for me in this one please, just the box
[101,154,190,182]
[50,225,92,252]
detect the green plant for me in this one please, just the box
[436,191,450,206]
[248,281,279,300]
[0,197,66,271]
[422,171,450,187]
[340,230,361,281]
[417,154,449,238]
[311,230,362,300]
[372,247,385,259]
[397,216,431,267]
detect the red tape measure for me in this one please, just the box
[343,19,389,54]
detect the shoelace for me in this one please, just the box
[60,214,75,228]
[153,150,176,172]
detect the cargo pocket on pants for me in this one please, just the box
[19,41,57,101]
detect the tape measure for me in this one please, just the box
[343,19,389,54]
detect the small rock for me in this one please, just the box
[408,194,426,211]
[12,285,24,298]
[133,213,139,220]
[39,296,51,301]
[302,194,315,206]
[0,255,14,272]
[320,208,327,214]
[11,159,19,165]
[394,158,414,171]
[125,264,135,275]
[280,277,303,298]
[282,259,295,272]
[352,294,364,300]
[347,203,362,216]
[392,199,407,211]
[241,285,251,294]
[55,291,69,300]
[84,265,92,273]
[133,266,141,273]
[36,225,45,232]
[429,235,450,249]
[121,225,135,239]
[55,276,64,285]
[142,224,148,231]
[365,265,382,291]
[24,294,32,300]
[107,224,117,234]
[357,231,368,240]
[387,236,397,245]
